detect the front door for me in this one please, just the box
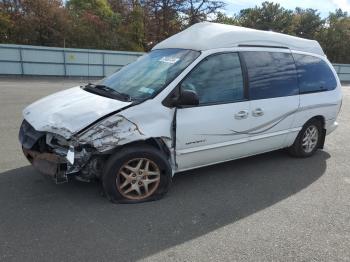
[175,52,251,171]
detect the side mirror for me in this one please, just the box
[162,87,200,108]
[174,89,199,107]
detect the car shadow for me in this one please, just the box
[0,150,330,261]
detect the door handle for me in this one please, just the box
[234,110,249,120]
[252,108,264,117]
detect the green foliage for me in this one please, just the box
[143,0,183,45]
[181,0,225,25]
[291,8,324,38]
[66,0,121,49]
[214,12,239,25]
[126,3,145,51]
[67,0,114,18]
[0,0,349,62]
[1,0,70,46]
[317,9,350,63]
[237,1,293,33]
[0,11,12,41]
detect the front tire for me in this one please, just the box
[102,144,172,204]
[288,119,322,158]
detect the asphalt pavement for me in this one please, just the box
[0,77,349,262]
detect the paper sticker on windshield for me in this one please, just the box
[139,87,155,94]
[159,57,180,64]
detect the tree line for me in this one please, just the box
[0,0,349,63]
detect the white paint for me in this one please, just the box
[21,24,342,177]
[175,101,251,170]
[23,86,131,138]
[247,95,299,155]
[153,22,324,56]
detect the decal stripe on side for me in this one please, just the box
[197,103,338,136]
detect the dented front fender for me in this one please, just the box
[76,115,146,152]
[74,100,175,155]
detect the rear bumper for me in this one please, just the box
[326,121,338,135]
[23,148,68,183]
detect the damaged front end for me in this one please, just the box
[19,119,104,183]
[18,112,155,183]
[20,120,69,183]
[22,148,69,183]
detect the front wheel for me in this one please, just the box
[102,144,172,204]
[288,119,322,158]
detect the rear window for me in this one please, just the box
[293,54,337,94]
[242,51,299,100]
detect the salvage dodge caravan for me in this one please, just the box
[19,22,342,203]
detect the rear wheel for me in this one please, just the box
[102,144,172,204]
[288,119,322,158]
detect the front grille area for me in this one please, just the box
[19,120,45,150]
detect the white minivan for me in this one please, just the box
[19,22,342,203]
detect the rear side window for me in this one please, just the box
[242,51,299,100]
[293,54,337,94]
[181,53,244,105]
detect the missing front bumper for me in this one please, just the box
[23,148,69,184]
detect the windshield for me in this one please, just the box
[97,49,200,100]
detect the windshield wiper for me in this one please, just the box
[85,83,131,102]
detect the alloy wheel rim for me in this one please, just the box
[116,158,161,200]
[302,125,319,153]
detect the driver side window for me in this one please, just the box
[181,53,244,105]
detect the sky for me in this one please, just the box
[224,0,350,17]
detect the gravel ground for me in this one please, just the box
[0,78,349,262]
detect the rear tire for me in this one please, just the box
[102,144,172,204]
[288,119,322,158]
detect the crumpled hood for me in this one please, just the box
[23,86,132,139]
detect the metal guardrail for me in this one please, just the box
[333,63,350,82]
[0,44,144,77]
[0,44,349,81]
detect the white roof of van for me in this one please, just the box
[153,22,325,56]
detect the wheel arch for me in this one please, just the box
[309,115,325,128]
[106,137,172,160]
[304,115,326,149]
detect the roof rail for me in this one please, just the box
[238,44,289,49]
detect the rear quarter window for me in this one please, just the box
[293,54,337,94]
